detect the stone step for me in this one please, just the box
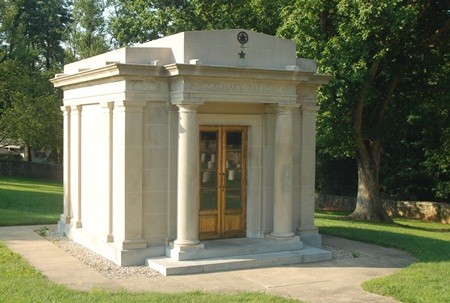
[146,246,332,276]
[166,237,304,261]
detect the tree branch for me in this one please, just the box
[371,16,450,130]
[420,18,450,50]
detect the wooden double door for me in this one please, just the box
[199,126,247,240]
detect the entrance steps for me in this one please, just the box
[146,237,332,276]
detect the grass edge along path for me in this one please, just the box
[0,242,301,303]
[315,211,450,303]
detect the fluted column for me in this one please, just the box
[174,104,203,249]
[271,104,296,238]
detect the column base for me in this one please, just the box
[269,230,295,238]
[172,240,204,252]
[266,234,300,242]
[106,234,114,243]
[60,214,71,224]
[122,239,147,250]
[167,241,205,261]
[70,218,82,228]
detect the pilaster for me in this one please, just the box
[261,105,276,235]
[297,104,321,245]
[100,101,114,243]
[60,106,71,226]
[70,105,82,228]
[113,101,147,250]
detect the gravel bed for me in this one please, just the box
[322,244,357,259]
[46,231,161,279]
[43,231,354,280]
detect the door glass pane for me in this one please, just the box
[225,131,243,209]
[226,190,241,209]
[200,131,218,210]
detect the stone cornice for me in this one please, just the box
[51,63,167,90]
[164,63,331,85]
[52,62,331,91]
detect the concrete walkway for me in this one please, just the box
[0,225,416,303]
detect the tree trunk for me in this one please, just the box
[24,144,32,162]
[350,139,393,223]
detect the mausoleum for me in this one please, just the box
[52,29,332,275]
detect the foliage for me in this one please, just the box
[108,0,288,46]
[316,154,357,196]
[66,0,109,61]
[0,0,71,70]
[315,211,450,302]
[279,1,450,217]
[35,226,49,237]
[0,0,68,157]
[381,50,450,201]
[0,177,63,226]
[0,60,62,152]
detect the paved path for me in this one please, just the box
[0,225,416,303]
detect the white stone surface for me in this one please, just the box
[271,105,295,238]
[52,29,330,267]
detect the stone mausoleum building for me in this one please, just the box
[52,29,332,275]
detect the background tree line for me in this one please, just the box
[0,1,448,215]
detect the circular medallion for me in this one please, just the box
[237,31,249,44]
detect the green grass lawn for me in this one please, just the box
[315,211,450,303]
[0,177,63,226]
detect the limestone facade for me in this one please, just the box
[52,29,330,266]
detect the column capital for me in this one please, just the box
[99,101,114,110]
[114,100,146,113]
[277,103,299,114]
[300,104,320,115]
[70,105,82,113]
[176,103,201,112]
[60,105,71,114]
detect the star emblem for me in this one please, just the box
[238,51,246,59]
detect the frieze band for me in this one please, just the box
[183,80,296,95]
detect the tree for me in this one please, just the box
[67,0,109,60]
[0,0,69,161]
[108,0,286,46]
[0,60,62,159]
[0,0,71,70]
[279,0,449,221]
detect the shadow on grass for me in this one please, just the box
[319,225,450,263]
[394,223,450,233]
